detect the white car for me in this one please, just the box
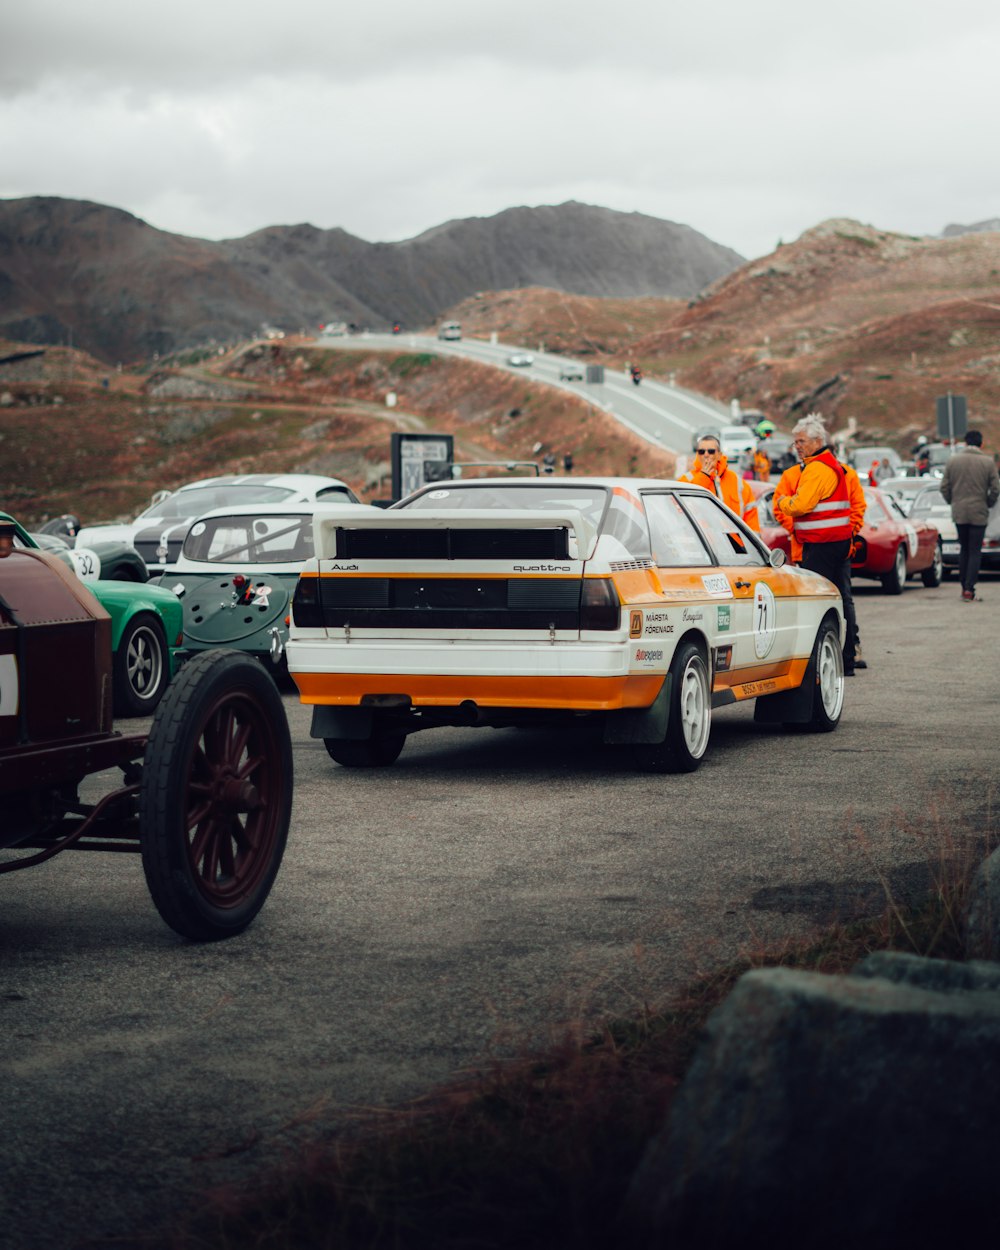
[559,362,585,381]
[286,477,845,772]
[719,425,757,463]
[507,352,535,367]
[75,473,361,577]
[907,485,959,577]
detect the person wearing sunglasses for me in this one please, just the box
[678,435,760,532]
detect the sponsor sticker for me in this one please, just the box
[252,584,272,607]
[682,608,704,623]
[753,582,777,659]
[633,646,665,669]
[717,604,731,632]
[630,609,643,638]
[904,524,918,558]
[701,572,732,598]
[642,608,675,636]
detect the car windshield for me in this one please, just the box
[862,490,893,523]
[910,490,947,517]
[183,514,314,563]
[398,483,611,530]
[137,484,296,521]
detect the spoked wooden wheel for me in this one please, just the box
[139,651,292,940]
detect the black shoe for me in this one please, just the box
[844,667,856,677]
[854,658,868,669]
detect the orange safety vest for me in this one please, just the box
[792,449,852,543]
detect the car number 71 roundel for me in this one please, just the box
[754,582,777,659]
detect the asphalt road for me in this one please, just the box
[2,577,998,1249]
[314,330,732,454]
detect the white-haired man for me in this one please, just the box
[773,412,855,673]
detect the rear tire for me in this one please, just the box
[113,614,169,717]
[808,618,844,732]
[635,642,711,773]
[921,541,943,587]
[880,544,907,595]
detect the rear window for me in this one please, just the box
[183,514,313,563]
[398,484,610,531]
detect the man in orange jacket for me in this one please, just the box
[772,412,856,674]
[773,444,866,671]
[679,434,760,532]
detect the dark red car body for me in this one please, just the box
[753,482,942,593]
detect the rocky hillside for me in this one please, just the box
[0,197,743,365]
[624,219,1000,447]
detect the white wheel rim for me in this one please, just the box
[678,655,711,758]
[817,631,844,719]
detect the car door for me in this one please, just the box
[676,492,796,683]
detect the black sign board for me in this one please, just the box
[391,432,455,501]
[936,394,967,441]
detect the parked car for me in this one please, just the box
[559,361,585,381]
[906,486,959,578]
[752,484,942,594]
[914,442,958,477]
[75,473,361,578]
[759,432,797,474]
[169,503,365,670]
[286,478,846,773]
[0,524,291,940]
[849,446,904,479]
[719,425,757,463]
[29,529,148,582]
[507,352,535,367]
[3,511,183,716]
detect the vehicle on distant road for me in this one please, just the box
[719,425,757,462]
[559,362,585,381]
[286,477,846,774]
[75,473,361,578]
[507,352,535,367]
[321,321,348,336]
[437,321,462,341]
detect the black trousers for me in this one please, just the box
[801,539,854,667]
[956,523,986,593]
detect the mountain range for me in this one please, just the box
[0,197,744,364]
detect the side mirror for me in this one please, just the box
[769,547,786,569]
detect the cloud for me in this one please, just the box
[2,0,999,260]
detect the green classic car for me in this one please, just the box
[3,511,183,717]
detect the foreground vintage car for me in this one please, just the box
[3,511,183,716]
[0,526,292,939]
[285,478,846,773]
[75,473,362,577]
[165,502,366,668]
[754,484,942,594]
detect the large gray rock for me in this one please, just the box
[623,961,1000,1249]
[964,845,1000,962]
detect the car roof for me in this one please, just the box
[173,473,351,493]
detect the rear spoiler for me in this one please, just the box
[310,505,597,562]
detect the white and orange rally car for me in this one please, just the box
[285,478,845,772]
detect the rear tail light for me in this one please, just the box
[580,578,621,631]
[292,577,322,628]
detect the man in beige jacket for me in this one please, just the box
[940,430,1000,601]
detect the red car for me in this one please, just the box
[753,482,942,594]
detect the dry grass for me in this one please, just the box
[112,792,998,1250]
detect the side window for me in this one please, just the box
[642,493,712,566]
[601,491,652,561]
[681,494,766,567]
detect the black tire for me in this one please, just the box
[324,732,406,768]
[635,641,711,773]
[807,617,844,732]
[139,650,292,940]
[113,614,169,717]
[105,564,142,582]
[880,544,907,595]
[921,541,943,588]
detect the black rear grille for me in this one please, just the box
[296,577,582,630]
[335,528,570,560]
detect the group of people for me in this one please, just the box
[678,414,999,670]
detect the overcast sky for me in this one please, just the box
[3,0,998,261]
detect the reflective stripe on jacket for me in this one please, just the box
[792,449,852,543]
